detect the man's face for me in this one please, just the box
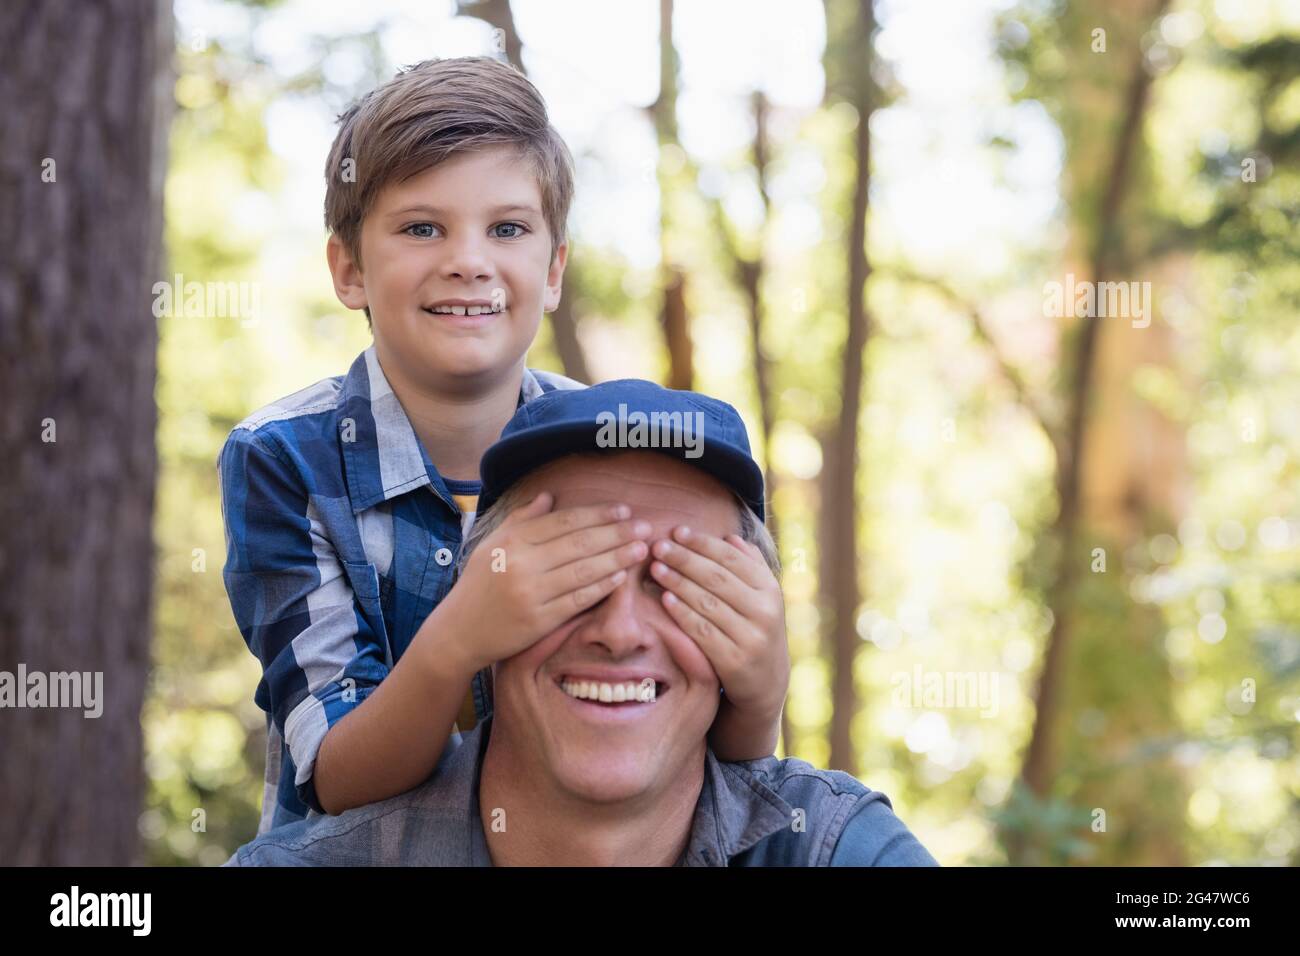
[328,144,566,391]
[490,451,736,805]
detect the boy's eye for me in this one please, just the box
[403,222,527,240]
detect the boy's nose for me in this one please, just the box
[440,235,494,281]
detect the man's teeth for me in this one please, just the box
[426,304,504,315]
[561,679,657,703]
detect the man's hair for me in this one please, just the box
[323,56,576,330]
[457,463,781,580]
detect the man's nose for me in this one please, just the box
[576,570,652,657]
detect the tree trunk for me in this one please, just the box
[0,0,171,865]
[547,288,593,384]
[706,89,791,753]
[1009,0,1184,865]
[818,0,876,777]
[649,0,694,391]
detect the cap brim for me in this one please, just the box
[480,421,765,521]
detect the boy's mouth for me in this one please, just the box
[422,303,506,317]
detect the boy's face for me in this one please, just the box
[327,144,567,392]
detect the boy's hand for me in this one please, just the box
[648,527,789,725]
[440,492,653,674]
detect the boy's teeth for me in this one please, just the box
[429,304,503,315]
[560,679,657,703]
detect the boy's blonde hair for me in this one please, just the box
[324,56,575,329]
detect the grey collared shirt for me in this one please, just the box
[225,716,938,866]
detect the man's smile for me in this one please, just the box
[558,674,667,702]
[551,674,672,722]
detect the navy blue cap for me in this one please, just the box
[480,379,765,521]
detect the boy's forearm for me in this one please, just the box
[707,697,782,761]
[312,601,478,815]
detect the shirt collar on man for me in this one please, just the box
[449,716,793,867]
[337,345,547,516]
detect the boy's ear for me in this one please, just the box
[542,241,568,313]
[326,233,369,311]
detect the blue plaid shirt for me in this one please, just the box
[217,345,584,833]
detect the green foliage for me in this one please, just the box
[990,780,1098,865]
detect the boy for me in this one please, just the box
[218,56,789,835]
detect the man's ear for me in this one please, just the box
[326,233,369,311]
[542,240,568,313]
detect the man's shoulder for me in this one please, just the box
[726,755,938,867]
[228,773,467,866]
[528,367,587,394]
[226,793,408,866]
[228,727,487,866]
[736,752,875,803]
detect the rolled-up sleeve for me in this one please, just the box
[217,428,389,813]
[830,793,940,866]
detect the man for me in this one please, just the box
[226,380,938,866]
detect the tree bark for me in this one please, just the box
[649,0,694,391]
[1008,0,1185,866]
[0,0,172,864]
[704,89,792,753]
[547,289,592,385]
[819,0,876,776]
[1020,0,1171,801]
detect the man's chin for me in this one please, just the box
[533,733,663,802]
[551,758,657,805]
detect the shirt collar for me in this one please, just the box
[454,716,792,866]
[680,751,793,866]
[338,345,546,515]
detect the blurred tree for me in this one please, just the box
[996,0,1186,865]
[817,0,881,777]
[646,0,694,391]
[146,6,303,864]
[704,89,794,755]
[1147,10,1300,867]
[0,0,172,864]
[1168,36,1300,261]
